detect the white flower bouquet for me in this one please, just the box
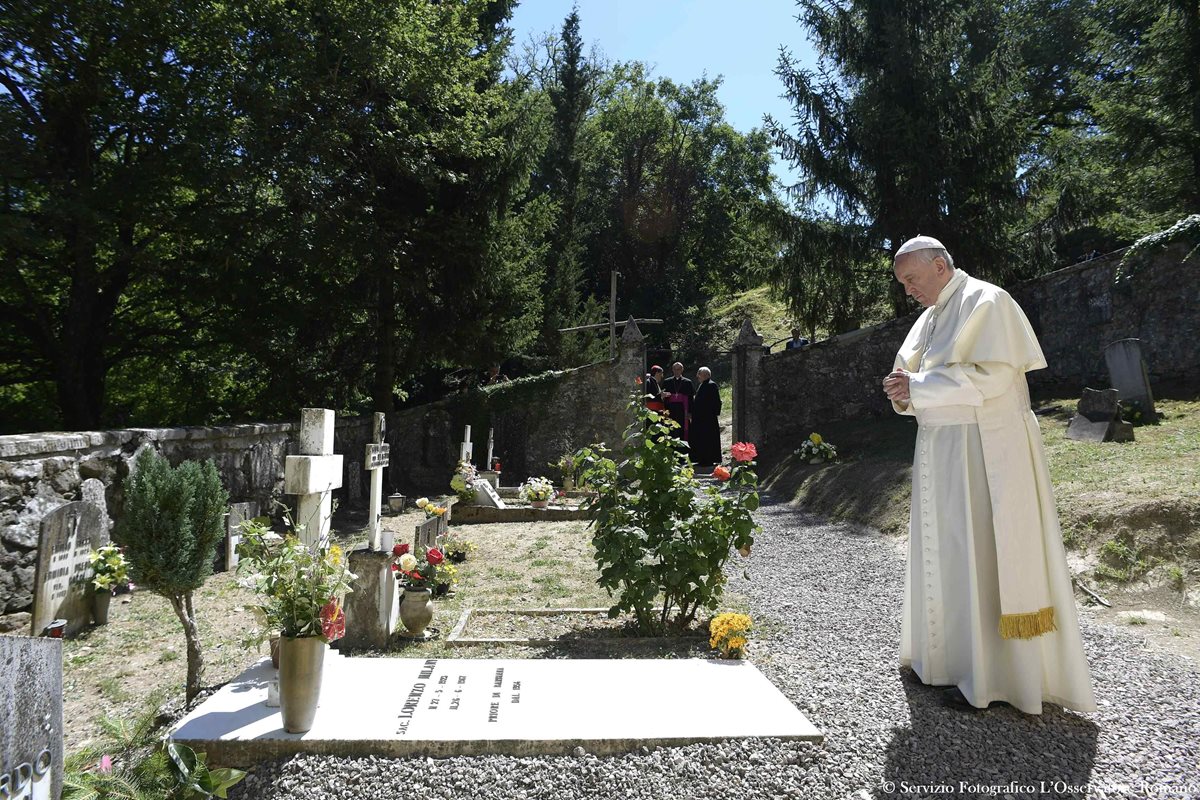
[795,433,837,464]
[518,476,555,503]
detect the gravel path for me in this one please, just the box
[231,500,1200,800]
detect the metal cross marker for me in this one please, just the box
[365,413,389,551]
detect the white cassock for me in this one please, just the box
[892,269,1096,714]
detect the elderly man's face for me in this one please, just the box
[893,252,951,308]
[672,363,684,377]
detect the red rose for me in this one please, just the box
[392,543,410,557]
[390,563,398,572]
[712,466,732,481]
[426,548,444,566]
[731,442,758,463]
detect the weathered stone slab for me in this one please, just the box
[1065,387,1134,443]
[414,518,440,551]
[0,635,64,800]
[471,479,506,509]
[342,549,400,650]
[31,501,107,637]
[170,656,821,766]
[1104,338,1157,422]
[451,505,592,525]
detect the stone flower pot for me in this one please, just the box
[531,499,549,509]
[278,636,326,733]
[399,588,435,637]
[92,590,112,626]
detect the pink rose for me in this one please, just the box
[731,442,758,463]
[712,466,731,481]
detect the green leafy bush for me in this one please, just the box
[116,449,228,702]
[574,385,759,634]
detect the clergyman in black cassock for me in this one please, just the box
[660,362,693,440]
[690,368,722,467]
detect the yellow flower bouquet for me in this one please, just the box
[709,612,752,658]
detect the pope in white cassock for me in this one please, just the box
[883,235,1096,715]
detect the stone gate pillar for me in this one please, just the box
[732,320,766,448]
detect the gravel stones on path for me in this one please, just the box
[231,500,1200,799]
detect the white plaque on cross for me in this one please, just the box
[284,408,343,547]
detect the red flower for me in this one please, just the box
[712,466,731,481]
[426,548,444,566]
[390,563,398,572]
[731,442,758,463]
[635,376,643,386]
[320,600,345,642]
[392,543,410,557]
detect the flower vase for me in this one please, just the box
[563,476,575,492]
[809,457,822,465]
[531,500,549,509]
[278,636,326,733]
[399,588,435,637]
[92,590,111,625]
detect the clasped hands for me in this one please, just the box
[883,368,911,404]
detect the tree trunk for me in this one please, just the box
[373,259,396,413]
[1184,0,1200,207]
[170,592,205,704]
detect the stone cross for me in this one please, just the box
[460,425,473,465]
[284,408,343,547]
[224,502,259,571]
[1104,338,1158,423]
[365,413,390,551]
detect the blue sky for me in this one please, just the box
[506,0,819,189]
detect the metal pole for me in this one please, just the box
[609,270,618,360]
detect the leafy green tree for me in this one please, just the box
[767,0,1095,320]
[0,0,245,429]
[116,450,228,703]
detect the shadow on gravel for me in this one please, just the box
[878,669,1098,798]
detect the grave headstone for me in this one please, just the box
[1066,387,1134,443]
[459,425,473,464]
[1104,338,1158,422]
[0,635,63,800]
[284,408,343,547]
[80,478,110,539]
[414,518,440,552]
[223,502,260,572]
[31,502,107,638]
[478,470,501,490]
[365,413,389,551]
[471,479,506,509]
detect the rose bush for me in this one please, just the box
[573,384,759,635]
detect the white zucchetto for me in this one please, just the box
[895,235,947,257]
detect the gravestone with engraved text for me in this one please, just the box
[0,635,63,800]
[31,502,107,637]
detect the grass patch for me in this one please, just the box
[763,398,1200,581]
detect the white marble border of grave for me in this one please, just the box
[170,656,822,765]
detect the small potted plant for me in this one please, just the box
[432,560,459,597]
[553,453,578,491]
[391,543,444,637]
[709,612,752,659]
[519,476,555,508]
[237,515,355,733]
[441,532,476,563]
[89,544,129,625]
[795,432,837,464]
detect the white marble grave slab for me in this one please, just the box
[171,656,821,765]
[471,479,506,509]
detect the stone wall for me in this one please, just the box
[385,321,646,493]
[737,245,1200,468]
[0,324,645,630]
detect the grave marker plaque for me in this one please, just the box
[414,518,440,551]
[31,502,107,637]
[1065,387,1134,443]
[0,636,63,800]
[471,479,506,509]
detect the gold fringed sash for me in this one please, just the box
[999,606,1057,640]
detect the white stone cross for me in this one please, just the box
[284,408,343,547]
[460,424,473,465]
[365,413,389,551]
